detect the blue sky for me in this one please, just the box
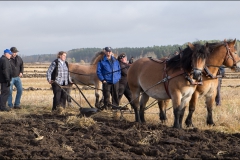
[1,1,240,55]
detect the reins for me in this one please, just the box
[69,66,130,77]
[69,66,130,91]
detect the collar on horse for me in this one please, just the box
[149,57,202,98]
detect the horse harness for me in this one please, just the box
[149,57,202,98]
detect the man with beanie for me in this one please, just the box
[0,49,13,111]
[117,53,134,110]
[8,47,24,109]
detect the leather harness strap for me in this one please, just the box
[203,67,222,79]
[150,57,201,98]
[163,69,185,98]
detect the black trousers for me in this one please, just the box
[51,83,67,111]
[215,78,222,105]
[119,82,134,107]
[102,81,119,108]
[0,83,10,109]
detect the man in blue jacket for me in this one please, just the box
[97,47,121,110]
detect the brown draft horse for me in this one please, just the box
[68,51,105,108]
[159,39,240,127]
[127,42,209,128]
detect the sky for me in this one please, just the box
[1,1,240,56]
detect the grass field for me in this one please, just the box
[2,77,239,134]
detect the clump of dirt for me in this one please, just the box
[0,112,239,159]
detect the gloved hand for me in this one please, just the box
[6,81,10,87]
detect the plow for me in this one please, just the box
[54,81,133,118]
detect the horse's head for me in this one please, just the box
[222,39,240,71]
[187,42,209,82]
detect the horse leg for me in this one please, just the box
[173,106,181,128]
[179,106,186,128]
[158,99,170,123]
[206,96,215,126]
[172,95,182,128]
[139,93,149,123]
[131,91,141,123]
[185,92,198,127]
[95,82,103,109]
[66,84,73,107]
[95,90,100,108]
[132,102,141,122]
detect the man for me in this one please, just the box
[118,53,134,110]
[8,47,24,109]
[46,51,73,111]
[0,49,13,112]
[129,56,134,64]
[215,66,225,106]
[96,47,121,110]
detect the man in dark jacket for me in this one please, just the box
[0,49,13,111]
[118,53,134,110]
[215,66,225,106]
[8,47,24,109]
[97,47,121,110]
[129,56,134,64]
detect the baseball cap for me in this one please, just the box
[118,53,126,60]
[10,47,19,53]
[104,47,112,52]
[4,49,12,55]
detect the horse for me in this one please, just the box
[67,51,105,108]
[127,42,209,128]
[159,39,240,127]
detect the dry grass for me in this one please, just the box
[5,76,240,134]
[65,116,96,129]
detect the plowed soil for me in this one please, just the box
[0,112,240,159]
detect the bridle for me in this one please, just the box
[204,40,239,79]
[223,40,239,68]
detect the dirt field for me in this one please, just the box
[0,64,240,159]
[0,111,240,159]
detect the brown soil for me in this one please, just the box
[0,112,240,159]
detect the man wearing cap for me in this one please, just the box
[97,47,121,110]
[7,47,24,109]
[118,53,134,110]
[0,49,13,111]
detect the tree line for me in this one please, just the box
[22,39,240,63]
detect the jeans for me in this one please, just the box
[8,77,23,107]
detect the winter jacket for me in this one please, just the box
[0,55,12,83]
[97,55,121,84]
[46,59,72,86]
[9,55,24,77]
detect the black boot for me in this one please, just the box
[1,106,11,112]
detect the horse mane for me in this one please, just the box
[90,51,105,65]
[167,42,208,72]
[90,51,118,65]
[207,39,234,52]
